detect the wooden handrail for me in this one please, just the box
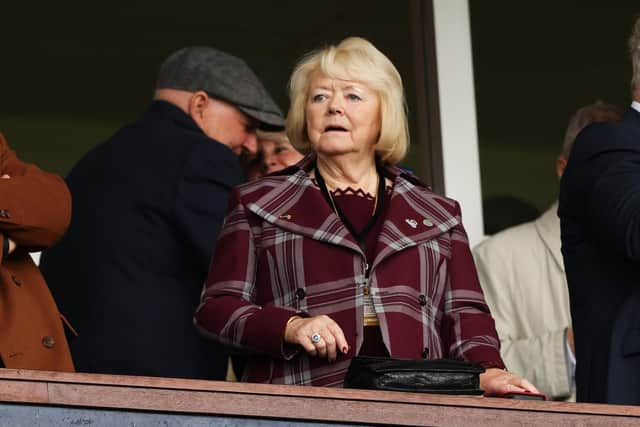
[1,369,639,426]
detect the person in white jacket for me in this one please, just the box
[473,101,621,400]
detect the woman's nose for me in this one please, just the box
[328,97,344,115]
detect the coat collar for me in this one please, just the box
[626,105,640,123]
[144,101,204,134]
[534,201,564,273]
[246,155,460,263]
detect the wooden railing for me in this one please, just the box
[1,369,639,426]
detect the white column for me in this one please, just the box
[432,0,484,246]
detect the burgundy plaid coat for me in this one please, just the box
[195,156,504,386]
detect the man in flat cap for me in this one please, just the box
[40,47,284,380]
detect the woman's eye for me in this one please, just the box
[346,93,362,101]
[274,146,288,154]
[311,94,327,102]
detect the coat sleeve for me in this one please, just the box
[440,203,505,369]
[174,142,244,275]
[0,133,71,250]
[473,240,572,399]
[194,188,302,359]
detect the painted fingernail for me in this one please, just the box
[342,346,349,354]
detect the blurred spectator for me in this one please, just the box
[258,130,304,175]
[0,133,74,372]
[559,17,640,404]
[241,131,305,182]
[40,47,284,380]
[473,101,622,400]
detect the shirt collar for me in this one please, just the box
[631,101,640,113]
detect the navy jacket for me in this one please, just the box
[40,101,243,380]
[559,107,640,403]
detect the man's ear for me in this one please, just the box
[556,155,568,179]
[187,91,210,122]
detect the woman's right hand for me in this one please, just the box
[284,315,349,362]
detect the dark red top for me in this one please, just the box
[332,187,390,357]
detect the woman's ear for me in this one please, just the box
[187,91,210,123]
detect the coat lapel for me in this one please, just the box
[246,160,459,263]
[372,166,459,271]
[246,158,362,254]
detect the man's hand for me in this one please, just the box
[1,174,16,255]
[7,237,16,254]
[566,327,575,354]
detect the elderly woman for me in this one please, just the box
[195,37,538,395]
[257,130,304,176]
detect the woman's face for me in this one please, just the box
[260,139,304,174]
[305,73,381,159]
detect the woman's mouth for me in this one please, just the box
[324,125,348,132]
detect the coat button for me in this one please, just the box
[422,347,429,359]
[42,336,56,349]
[296,288,306,299]
[418,294,427,306]
[0,209,10,218]
[11,275,21,287]
[363,287,370,296]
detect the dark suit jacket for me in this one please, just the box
[559,107,640,403]
[40,101,243,380]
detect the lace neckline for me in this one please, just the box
[331,186,375,200]
[311,179,389,200]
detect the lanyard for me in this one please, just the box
[314,162,385,248]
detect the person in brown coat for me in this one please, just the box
[0,132,74,371]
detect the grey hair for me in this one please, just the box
[561,101,623,159]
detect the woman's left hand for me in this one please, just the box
[480,368,540,396]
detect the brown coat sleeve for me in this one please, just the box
[0,133,75,371]
[0,133,71,250]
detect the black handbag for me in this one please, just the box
[344,356,485,395]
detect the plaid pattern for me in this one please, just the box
[195,157,504,386]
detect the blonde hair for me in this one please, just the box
[286,37,409,164]
[256,129,289,145]
[630,16,640,91]
[562,101,622,159]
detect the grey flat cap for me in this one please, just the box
[156,47,284,129]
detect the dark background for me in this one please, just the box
[471,1,639,212]
[1,1,639,226]
[0,1,419,174]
